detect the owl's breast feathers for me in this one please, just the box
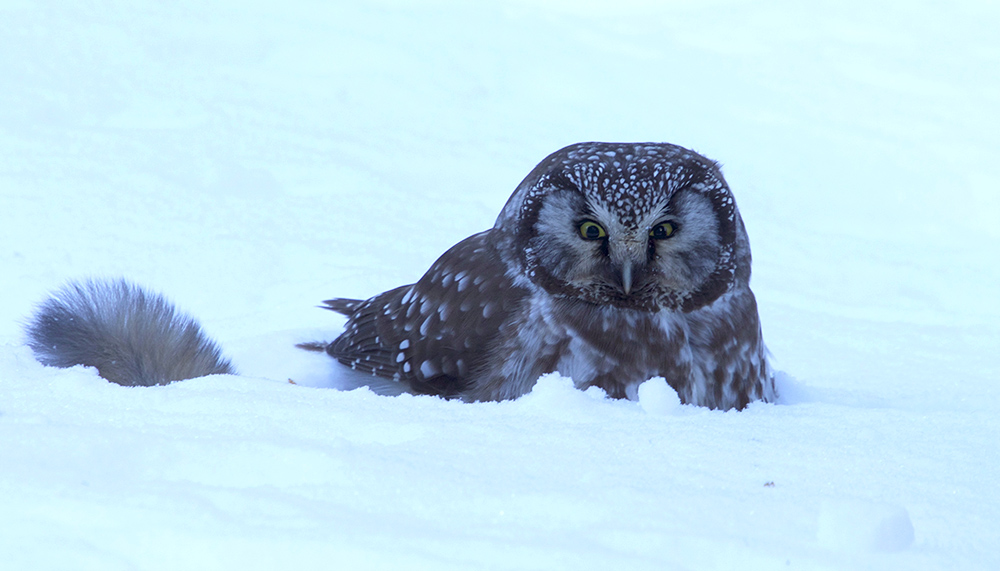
[324,230,529,397]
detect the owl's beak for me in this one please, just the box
[621,263,634,295]
[613,239,647,296]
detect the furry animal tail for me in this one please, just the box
[25,279,234,386]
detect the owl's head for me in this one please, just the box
[496,142,751,312]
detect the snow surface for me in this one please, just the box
[2,0,999,569]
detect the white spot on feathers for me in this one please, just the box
[482,302,496,318]
[401,288,416,305]
[420,360,440,378]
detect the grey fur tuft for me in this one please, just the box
[26,279,235,386]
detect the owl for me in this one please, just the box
[305,142,774,410]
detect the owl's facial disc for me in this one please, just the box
[508,143,741,312]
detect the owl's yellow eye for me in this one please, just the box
[650,221,678,240]
[578,220,607,240]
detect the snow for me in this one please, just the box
[637,377,681,415]
[2,0,999,569]
[816,499,915,553]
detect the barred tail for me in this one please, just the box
[25,279,235,386]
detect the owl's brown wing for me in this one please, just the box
[684,284,773,410]
[323,230,529,398]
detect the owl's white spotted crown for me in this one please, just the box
[557,144,705,226]
[499,142,723,231]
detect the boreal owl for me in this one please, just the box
[306,142,774,410]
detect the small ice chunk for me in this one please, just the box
[637,377,680,415]
[817,499,915,552]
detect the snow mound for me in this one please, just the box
[817,499,915,553]
[515,373,609,413]
[637,377,681,415]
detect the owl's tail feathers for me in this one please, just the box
[294,341,328,352]
[25,279,235,387]
[319,298,363,316]
[294,298,362,354]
